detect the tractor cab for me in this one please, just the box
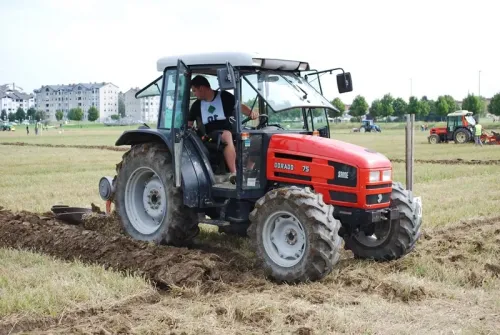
[130,52,351,196]
[428,110,476,144]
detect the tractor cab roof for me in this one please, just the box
[447,110,473,117]
[156,51,310,72]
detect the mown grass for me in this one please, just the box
[0,248,152,318]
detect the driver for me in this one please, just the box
[188,75,258,184]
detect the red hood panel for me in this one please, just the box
[268,134,391,169]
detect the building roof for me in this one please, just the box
[156,51,310,72]
[33,82,117,93]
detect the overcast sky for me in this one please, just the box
[0,0,498,104]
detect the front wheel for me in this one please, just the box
[428,134,440,144]
[343,182,422,260]
[248,187,342,283]
[114,142,199,247]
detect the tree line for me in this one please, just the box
[330,92,500,121]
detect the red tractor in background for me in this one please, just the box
[428,110,476,144]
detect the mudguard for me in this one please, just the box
[115,128,214,208]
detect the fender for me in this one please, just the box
[115,128,173,150]
[115,128,214,208]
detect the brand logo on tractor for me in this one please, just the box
[338,171,349,179]
[274,162,294,171]
[377,194,383,203]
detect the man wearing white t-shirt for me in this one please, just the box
[188,75,258,183]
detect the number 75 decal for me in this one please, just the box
[302,165,310,173]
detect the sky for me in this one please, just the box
[0,0,498,105]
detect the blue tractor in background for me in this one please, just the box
[359,119,381,133]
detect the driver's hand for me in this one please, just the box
[250,111,259,120]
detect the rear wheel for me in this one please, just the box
[454,128,471,144]
[359,127,366,133]
[343,182,422,260]
[114,142,199,246]
[428,134,440,144]
[248,186,342,283]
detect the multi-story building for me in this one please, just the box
[33,82,119,122]
[0,84,35,118]
[123,87,160,122]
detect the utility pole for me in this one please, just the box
[478,70,481,97]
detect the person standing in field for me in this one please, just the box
[474,122,483,146]
[26,125,29,135]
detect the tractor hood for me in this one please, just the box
[268,133,391,169]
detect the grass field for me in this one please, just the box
[1,123,499,334]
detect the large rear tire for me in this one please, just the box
[248,186,342,283]
[343,182,422,260]
[454,128,471,144]
[114,142,199,247]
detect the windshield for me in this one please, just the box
[465,115,476,126]
[242,71,336,113]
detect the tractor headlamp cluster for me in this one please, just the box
[368,170,392,183]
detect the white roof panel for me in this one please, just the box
[156,51,309,71]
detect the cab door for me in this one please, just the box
[170,59,191,187]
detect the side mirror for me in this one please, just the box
[217,62,236,90]
[337,72,353,93]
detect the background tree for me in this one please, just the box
[380,93,394,121]
[330,97,345,118]
[368,99,384,120]
[118,93,126,118]
[35,110,46,122]
[27,107,36,121]
[87,106,99,122]
[8,112,16,122]
[444,95,458,112]
[392,97,408,118]
[349,95,369,118]
[1,109,7,121]
[16,107,25,121]
[111,114,120,120]
[435,96,450,117]
[462,93,484,115]
[419,98,431,119]
[68,108,83,122]
[487,93,500,116]
[55,110,64,121]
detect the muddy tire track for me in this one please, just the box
[0,141,129,152]
[3,142,499,165]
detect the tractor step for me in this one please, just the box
[198,217,230,227]
[213,181,236,190]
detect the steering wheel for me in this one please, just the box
[242,114,269,129]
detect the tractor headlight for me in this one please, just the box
[369,171,380,182]
[382,170,392,181]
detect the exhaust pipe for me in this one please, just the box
[99,176,115,201]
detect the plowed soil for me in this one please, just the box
[0,206,261,292]
[1,205,499,334]
[2,142,499,165]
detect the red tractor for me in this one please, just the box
[98,52,422,283]
[428,110,476,144]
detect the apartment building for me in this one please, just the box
[123,88,160,122]
[0,84,35,116]
[33,82,119,122]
